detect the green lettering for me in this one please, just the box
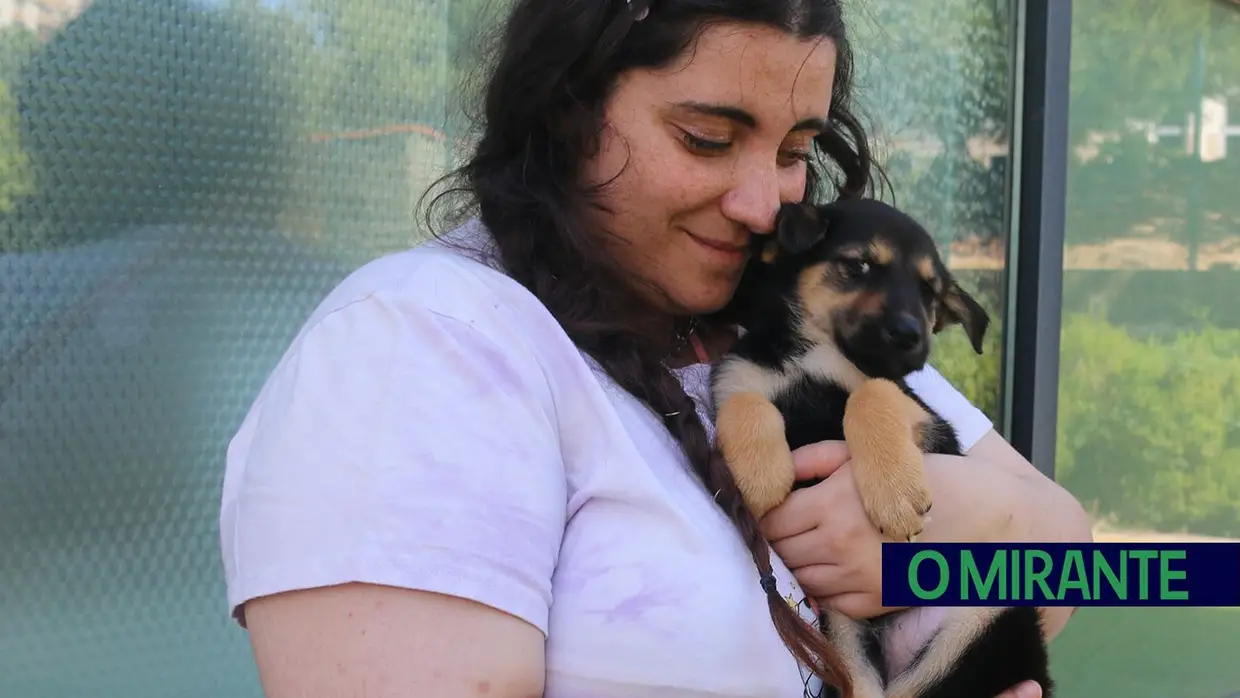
[909,550,949,599]
[1058,549,1091,601]
[962,550,1005,601]
[1159,550,1189,601]
[1009,548,1020,600]
[1024,550,1056,601]
[1129,550,1158,600]
[1092,550,1126,600]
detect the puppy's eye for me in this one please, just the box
[838,259,871,279]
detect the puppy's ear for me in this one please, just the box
[934,280,990,354]
[763,202,826,263]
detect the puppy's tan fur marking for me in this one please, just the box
[821,607,887,698]
[939,289,973,332]
[886,607,1005,698]
[842,378,934,542]
[715,392,796,521]
[760,240,779,264]
[915,256,938,288]
[870,239,895,265]
[854,290,886,316]
[837,245,866,261]
[796,262,855,343]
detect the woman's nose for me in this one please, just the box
[720,161,782,235]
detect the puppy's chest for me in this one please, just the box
[771,375,851,452]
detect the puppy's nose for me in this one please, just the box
[881,314,923,352]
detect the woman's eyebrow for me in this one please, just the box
[671,100,828,133]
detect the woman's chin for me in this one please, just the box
[672,272,745,316]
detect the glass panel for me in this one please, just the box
[1048,2,1240,696]
[0,0,468,695]
[0,0,1018,694]
[848,0,1017,424]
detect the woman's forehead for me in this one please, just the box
[643,22,837,130]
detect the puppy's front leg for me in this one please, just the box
[715,391,795,521]
[841,378,933,542]
[818,608,888,698]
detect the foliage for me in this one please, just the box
[0,26,38,232]
[1064,0,1240,252]
[1049,0,1240,539]
[0,80,33,216]
[0,0,493,254]
[3,0,301,251]
[1,0,1236,538]
[847,0,1014,249]
[927,269,1006,423]
[1054,312,1240,538]
[1066,132,1240,249]
[929,306,1240,539]
[1066,0,1240,149]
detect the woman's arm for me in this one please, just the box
[245,583,545,698]
[903,364,1093,639]
[762,368,1094,640]
[928,428,1093,640]
[220,268,567,698]
[761,435,1093,636]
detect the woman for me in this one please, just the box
[219,1,1092,696]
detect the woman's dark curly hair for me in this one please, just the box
[425,0,883,691]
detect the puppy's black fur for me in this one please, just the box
[708,199,1053,698]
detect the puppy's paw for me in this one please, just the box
[715,392,795,520]
[853,445,932,542]
[843,379,934,541]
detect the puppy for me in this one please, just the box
[709,199,1052,698]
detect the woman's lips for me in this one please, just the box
[686,231,750,265]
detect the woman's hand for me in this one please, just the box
[997,681,1044,698]
[759,432,1090,630]
[758,437,1023,618]
[758,440,897,619]
[759,440,1052,698]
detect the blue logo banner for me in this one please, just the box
[880,542,1240,607]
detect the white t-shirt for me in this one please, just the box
[219,219,993,698]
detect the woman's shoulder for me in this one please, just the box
[300,219,549,342]
[221,220,576,632]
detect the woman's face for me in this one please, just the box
[584,21,838,317]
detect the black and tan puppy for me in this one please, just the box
[710,198,1052,698]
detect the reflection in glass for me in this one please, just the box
[1049,2,1240,697]
[0,1,460,695]
[848,0,1015,423]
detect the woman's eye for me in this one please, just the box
[680,130,731,154]
[778,150,810,166]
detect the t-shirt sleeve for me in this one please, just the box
[904,363,994,452]
[219,284,566,636]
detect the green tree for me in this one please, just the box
[1053,0,1240,538]
[1067,0,1240,148]
[0,80,33,217]
[1065,0,1240,248]
[0,25,39,238]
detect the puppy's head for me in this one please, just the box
[759,199,989,379]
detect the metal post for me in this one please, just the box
[1186,30,1207,272]
[1001,0,1072,478]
